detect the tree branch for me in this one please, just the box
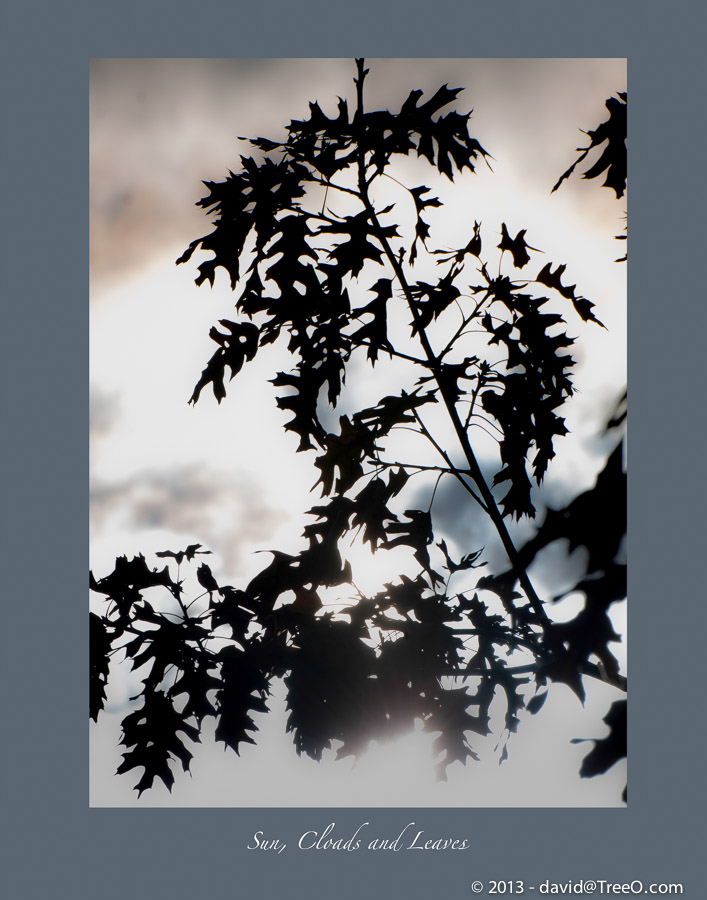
[353,65,549,628]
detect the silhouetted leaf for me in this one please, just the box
[498,224,540,269]
[90,554,181,620]
[215,644,271,754]
[408,185,442,263]
[296,537,352,590]
[430,687,481,779]
[285,618,379,761]
[573,699,627,777]
[409,273,461,332]
[521,440,626,572]
[354,390,437,436]
[245,550,302,616]
[351,477,399,549]
[536,262,603,326]
[169,661,221,724]
[117,690,200,796]
[541,652,586,703]
[436,220,483,268]
[438,538,484,574]
[196,562,220,594]
[189,321,259,405]
[382,508,441,579]
[318,211,395,278]
[271,367,327,451]
[156,544,211,565]
[210,587,254,643]
[314,416,373,496]
[553,93,627,198]
[124,615,210,693]
[89,613,111,722]
[526,690,548,715]
[350,278,393,362]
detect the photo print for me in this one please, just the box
[90,57,627,807]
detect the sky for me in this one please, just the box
[90,57,627,807]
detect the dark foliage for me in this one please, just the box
[573,700,627,802]
[552,92,627,198]
[552,92,627,262]
[91,60,627,800]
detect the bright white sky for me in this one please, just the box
[90,58,627,807]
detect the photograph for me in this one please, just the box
[90,57,627,808]
[5,2,705,897]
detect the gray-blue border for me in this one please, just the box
[3,2,704,898]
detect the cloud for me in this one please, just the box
[90,58,626,294]
[89,386,121,440]
[91,464,288,579]
[89,58,353,290]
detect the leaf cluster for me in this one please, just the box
[91,549,552,791]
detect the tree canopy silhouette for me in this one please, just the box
[90,60,627,800]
